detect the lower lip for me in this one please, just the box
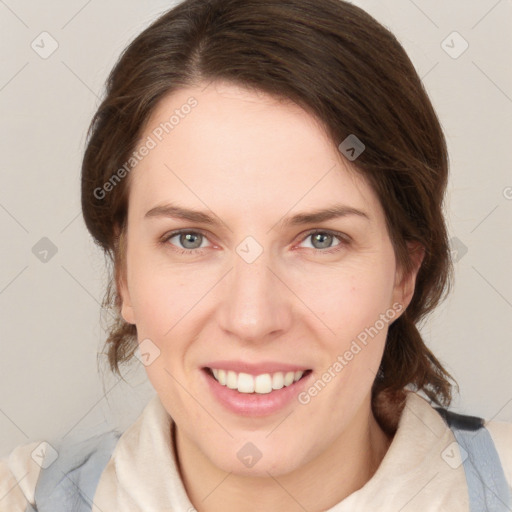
[202,368,313,417]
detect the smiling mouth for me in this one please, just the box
[204,367,313,394]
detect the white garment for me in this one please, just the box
[1,390,511,511]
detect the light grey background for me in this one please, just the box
[1,0,511,456]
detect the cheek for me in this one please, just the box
[126,254,196,411]
[302,264,395,397]
[297,257,396,337]
[126,245,201,335]
[130,278,173,337]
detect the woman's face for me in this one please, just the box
[119,81,418,476]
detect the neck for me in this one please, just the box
[174,395,393,512]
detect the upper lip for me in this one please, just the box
[203,360,311,375]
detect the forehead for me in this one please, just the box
[127,81,381,225]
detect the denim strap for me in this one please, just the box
[435,407,512,512]
[27,410,511,511]
[26,429,121,512]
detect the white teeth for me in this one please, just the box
[210,368,305,394]
[254,374,272,394]
[226,370,238,389]
[272,372,284,390]
[237,372,254,393]
[284,371,295,386]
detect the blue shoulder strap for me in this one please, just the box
[434,407,512,512]
[25,429,121,512]
[27,410,512,511]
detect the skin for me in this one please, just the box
[118,80,423,512]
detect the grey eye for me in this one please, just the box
[164,231,209,251]
[178,232,204,249]
[301,232,341,250]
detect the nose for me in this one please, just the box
[216,250,293,343]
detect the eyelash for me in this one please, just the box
[159,229,350,256]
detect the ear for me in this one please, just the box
[391,241,425,313]
[118,271,136,325]
[113,223,136,325]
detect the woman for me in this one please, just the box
[1,0,511,510]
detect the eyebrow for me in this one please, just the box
[144,202,370,229]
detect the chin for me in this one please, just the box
[206,440,306,478]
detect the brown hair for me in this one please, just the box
[81,0,458,426]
